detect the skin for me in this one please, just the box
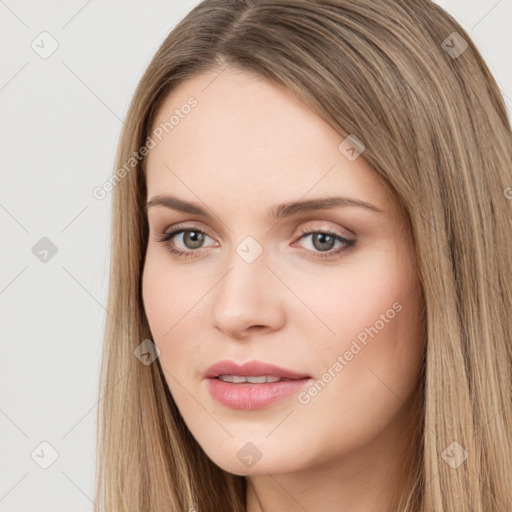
[142,67,425,512]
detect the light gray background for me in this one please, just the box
[0,1,510,510]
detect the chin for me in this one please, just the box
[205,447,304,477]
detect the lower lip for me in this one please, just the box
[206,377,312,410]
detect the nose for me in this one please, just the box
[210,248,286,339]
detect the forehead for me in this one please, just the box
[144,68,392,217]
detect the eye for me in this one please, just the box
[154,224,356,260]
[154,225,217,259]
[293,228,356,260]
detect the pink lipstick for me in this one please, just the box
[204,360,312,410]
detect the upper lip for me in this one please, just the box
[204,360,311,380]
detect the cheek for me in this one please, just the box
[141,254,199,370]
[294,243,424,402]
[289,240,420,343]
[142,256,171,337]
[316,290,423,445]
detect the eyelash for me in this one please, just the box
[154,224,356,260]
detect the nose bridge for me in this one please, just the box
[219,236,270,302]
[210,235,283,335]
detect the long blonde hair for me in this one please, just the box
[95,1,512,510]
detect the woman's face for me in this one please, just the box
[142,67,424,476]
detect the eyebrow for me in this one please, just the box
[145,194,384,220]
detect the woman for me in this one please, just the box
[95,1,512,510]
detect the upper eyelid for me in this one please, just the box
[160,219,353,238]
[163,224,354,247]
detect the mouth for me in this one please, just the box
[204,360,313,409]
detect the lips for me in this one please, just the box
[203,360,310,380]
[204,360,313,410]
